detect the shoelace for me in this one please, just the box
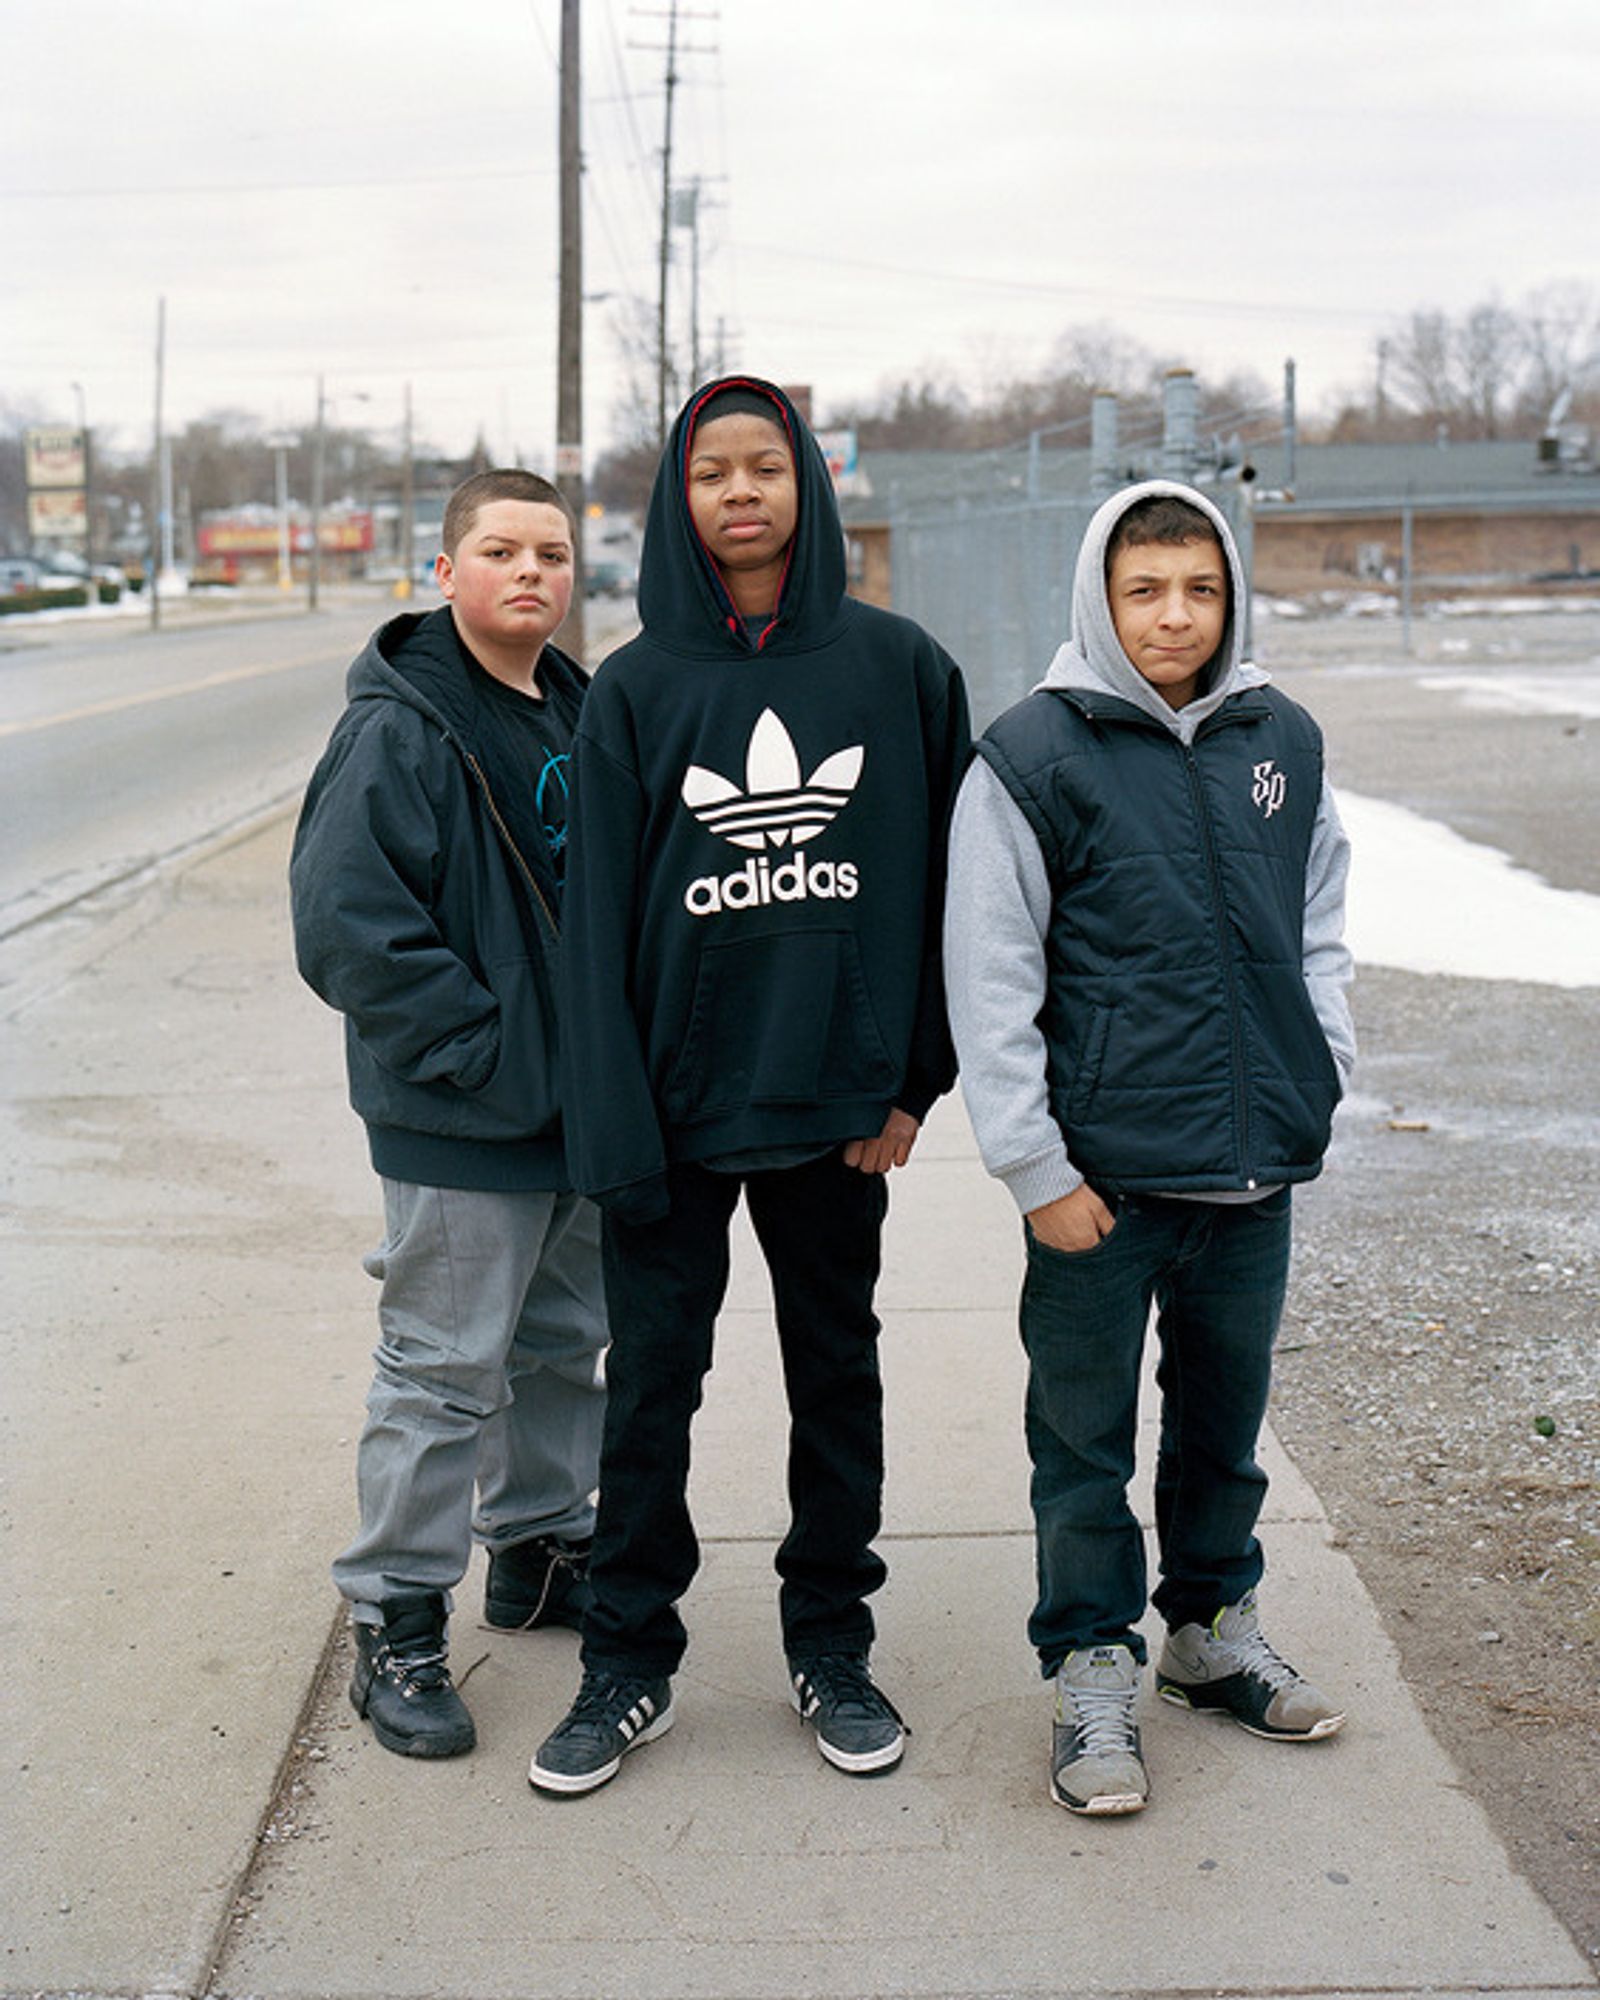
[798,1656,904,1726]
[525,1541,583,1624]
[380,1642,453,1696]
[1226,1621,1300,1692]
[1067,1684,1139,1756]
[564,1671,655,1733]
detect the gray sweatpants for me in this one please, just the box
[332,1180,608,1619]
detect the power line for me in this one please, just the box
[0,167,556,201]
[729,241,1389,329]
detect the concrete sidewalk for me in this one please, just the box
[2,811,1594,2000]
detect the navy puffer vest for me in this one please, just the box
[977,685,1340,1193]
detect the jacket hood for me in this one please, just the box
[1039,480,1267,738]
[347,605,587,728]
[347,605,587,917]
[636,375,848,655]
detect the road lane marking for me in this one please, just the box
[0,648,345,741]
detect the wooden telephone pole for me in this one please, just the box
[556,0,586,662]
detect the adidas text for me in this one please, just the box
[685,847,859,917]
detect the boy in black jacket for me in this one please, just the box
[291,471,607,1760]
[529,379,970,1795]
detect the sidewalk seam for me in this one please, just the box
[194,1599,347,2000]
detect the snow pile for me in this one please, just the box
[1419,672,1600,720]
[1338,790,1600,989]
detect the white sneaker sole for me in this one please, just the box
[1158,1683,1347,1740]
[1051,1780,1148,1815]
[528,1702,674,1795]
[790,1689,905,1773]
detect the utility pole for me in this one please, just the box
[396,382,416,600]
[556,0,586,662]
[309,374,325,613]
[71,380,93,570]
[1283,357,1297,490]
[150,297,165,632]
[655,0,678,447]
[673,179,703,386]
[633,3,717,446]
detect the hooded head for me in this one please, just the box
[637,376,847,653]
[1045,480,1254,727]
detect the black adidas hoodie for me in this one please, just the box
[562,377,971,1220]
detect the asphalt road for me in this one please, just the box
[0,595,375,936]
[0,586,643,942]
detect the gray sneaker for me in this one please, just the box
[1156,1589,1346,1740]
[1051,1644,1148,1815]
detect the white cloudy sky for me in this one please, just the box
[4,0,1596,464]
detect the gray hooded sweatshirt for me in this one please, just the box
[943,479,1355,1216]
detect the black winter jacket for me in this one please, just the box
[290,608,586,1191]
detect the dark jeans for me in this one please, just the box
[582,1151,890,1679]
[1019,1187,1292,1675]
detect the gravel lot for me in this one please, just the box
[1260,602,1599,1964]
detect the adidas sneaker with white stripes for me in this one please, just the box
[529,1669,674,1795]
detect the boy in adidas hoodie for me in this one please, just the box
[529,379,970,1795]
[944,482,1355,1815]
[291,471,608,1762]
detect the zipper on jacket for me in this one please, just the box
[1181,741,1251,1181]
[461,749,560,940]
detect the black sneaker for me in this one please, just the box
[349,1592,476,1759]
[789,1653,906,1774]
[528,1668,674,1795]
[483,1533,592,1632]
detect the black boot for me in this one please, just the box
[483,1534,593,1632]
[349,1592,476,1758]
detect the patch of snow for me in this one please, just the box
[1419,673,1600,720]
[1338,790,1600,989]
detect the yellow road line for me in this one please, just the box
[0,648,343,741]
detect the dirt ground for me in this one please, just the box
[1260,606,1599,1969]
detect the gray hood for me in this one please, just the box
[1038,479,1268,742]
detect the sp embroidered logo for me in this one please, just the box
[682,708,864,851]
[1252,759,1287,819]
[681,709,864,916]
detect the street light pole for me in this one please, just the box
[71,379,93,570]
[397,381,415,601]
[150,296,165,632]
[264,432,295,589]
[557,0,586,662]
[309,374,325,613]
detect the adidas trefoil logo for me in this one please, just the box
[683,707,863,849]
[681,708,864,917]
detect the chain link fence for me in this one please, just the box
[889,481,1251,729]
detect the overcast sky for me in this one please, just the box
[5,0,1596,466]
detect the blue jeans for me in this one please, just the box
[1018,1188,1292,1674]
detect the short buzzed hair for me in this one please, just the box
[442,469,575,558]
[1105,494,1222,575]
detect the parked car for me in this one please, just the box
[1,557,41,595]
[585,558,636,600]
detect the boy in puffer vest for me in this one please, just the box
[944,481,1355,1815]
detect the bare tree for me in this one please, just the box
[1456,299,1522,438]
[1515,280,1600,425]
